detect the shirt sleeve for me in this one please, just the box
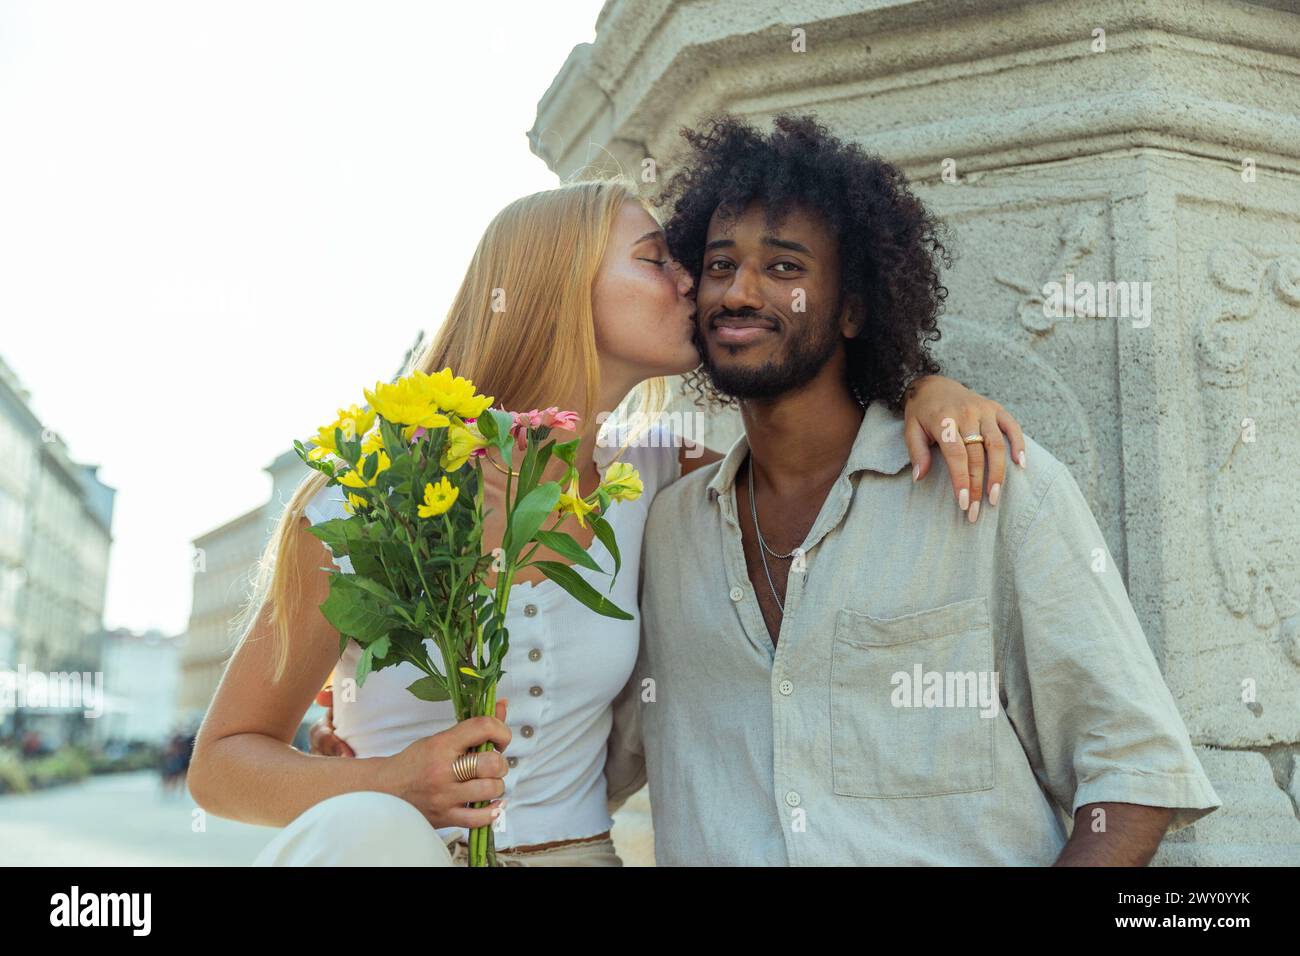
[1001,460,1222,833]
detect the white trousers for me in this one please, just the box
[252,791,622,867]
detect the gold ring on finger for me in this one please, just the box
[962,433,985,444]
[451,752,479,783]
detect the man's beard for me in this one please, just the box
[693,306,843,401]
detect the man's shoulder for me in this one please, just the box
[990,432,1082,544]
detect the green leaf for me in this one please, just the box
[479,409,514,453]
[590,514,621,581]
[515,439,553,499]
[476,409,499,442]
[356,644,375,686]
[534,529,603,573]
[306,517,361,557]
[407,676,450,702]
[343,574,401,606]
[533,560,634,620]
[318,577,404,645]
[309,518,411,585]
[380,418,407,459]
[506,481,561,561]
[553,438,579,467]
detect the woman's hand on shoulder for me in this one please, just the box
[901,374,1026,523]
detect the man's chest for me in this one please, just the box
[734,476,833,645]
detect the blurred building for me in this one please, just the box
[177,503,271,722]
[0,355,115,745]
[177,449,316,723]
[96,627,182,745]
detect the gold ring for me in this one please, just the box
[451,752,479,783]
[962,433,984,444]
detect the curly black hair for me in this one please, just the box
[659,113,953,412]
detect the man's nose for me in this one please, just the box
[721,262,764,312]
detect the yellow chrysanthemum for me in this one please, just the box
[311,404,377,458]
[557,478,597,529]
[417,476,459,518]
[439,421,489,472]
[600,461,643,503]
[338,451,390,489]
[363,377,451,429]
[414,367,494,420]
[360,428,385,456]
[343,493,369,514]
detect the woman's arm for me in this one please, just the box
[188,515,511,829]
[676,378,1027,517]
[678,438,724,476]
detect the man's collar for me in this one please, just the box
[705,399,912,502]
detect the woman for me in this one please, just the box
[188,178,1025,866]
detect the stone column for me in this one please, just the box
[531,0,1300,864]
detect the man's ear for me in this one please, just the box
[839,294,867,339]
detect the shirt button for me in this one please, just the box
[778,679,793,696]
[523,604,538,617]
[520,725,534,738]
[528,648,542,662]
[529,685,543,697]
[507,756,518,768]
[729,586,744,602]
[785,790,801,808]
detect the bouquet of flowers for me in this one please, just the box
[294,367,642,866]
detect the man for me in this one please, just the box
[604,114,1220,866]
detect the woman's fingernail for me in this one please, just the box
[912,464,920,482]
[1017,450,1026,469]
[968,501,980,523]
[989,483,1000,507]
[958,488,970,510]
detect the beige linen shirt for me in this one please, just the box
[607,399,1220,865]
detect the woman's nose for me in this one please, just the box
[672,260,695,297]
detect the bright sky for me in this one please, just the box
[0,0,606,635]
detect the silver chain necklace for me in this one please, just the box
[747,451,794,614]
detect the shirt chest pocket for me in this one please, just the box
[830,596,995,799]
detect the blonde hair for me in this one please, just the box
[238,178,668,681]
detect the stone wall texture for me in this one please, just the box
[531,0,1300,865]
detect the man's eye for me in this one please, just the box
[772,262,800,272]
[708,259,734,271]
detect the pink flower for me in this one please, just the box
[546,409,580,431]
[508,407,581,450]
